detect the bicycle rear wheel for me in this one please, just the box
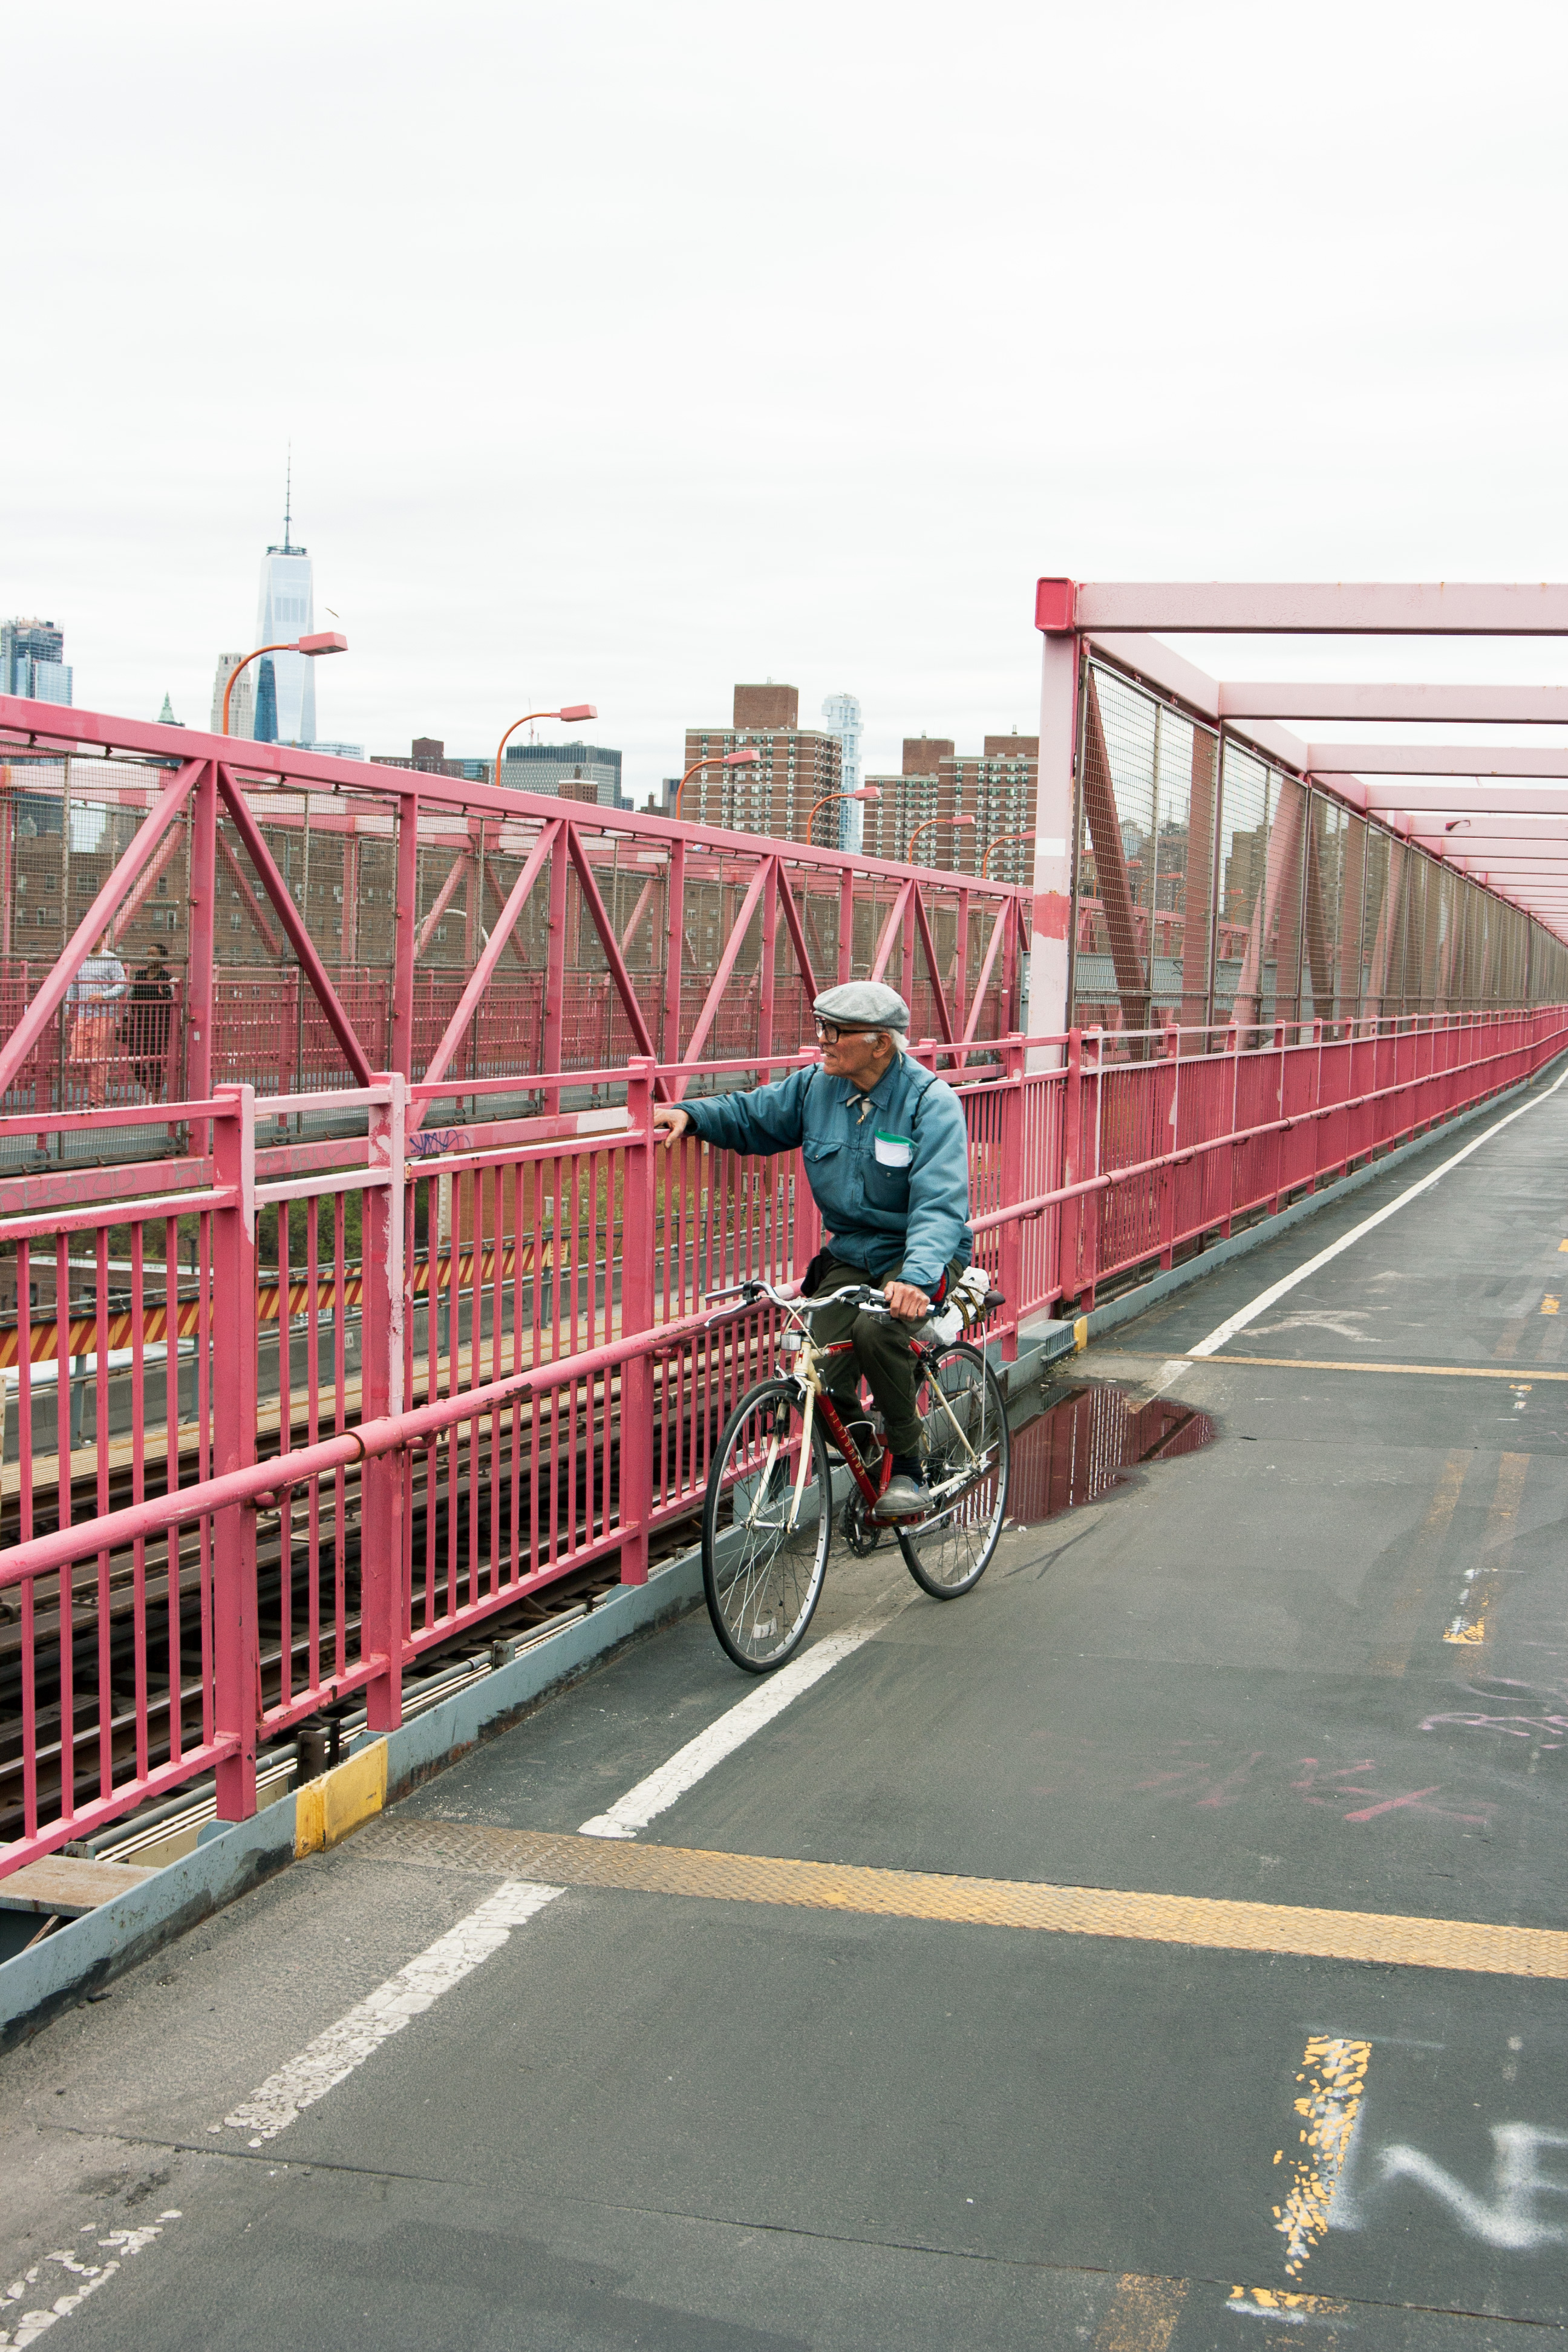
[703,1377,834,1672]
[897,1341,1009,1599]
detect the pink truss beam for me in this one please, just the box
[421,818,563,1088]
[1221,682,1568,725]
[1355,783,1568,815]
[1309,743,1568,779]
[213,764,375,1087]
[563,825,659,1064]
[0,756,203,1103]
[1053,581,1568,635]
[217,828,286,959]
[0,693,1027,1099]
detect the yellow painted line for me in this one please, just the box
[1444,1451,1528,1645]
[1272,2036,1371,2278]
[1227,2287,1350,2321]
[1544,1297,1561,1315]
[1108,1350,1568,1381]
[1093,2273,1187,2350]
[368,1820,1568,1979]
[1558,1240,1568,1252]
[1368,1449,1470,1678]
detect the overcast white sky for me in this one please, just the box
[7,0,1568,799]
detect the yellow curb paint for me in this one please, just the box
[1093,2273,1187,2351]
[293,1740,388,1858]
[1074,1316,1089,1351]
[1270,2036,1371,2278]
[294,1780,325,1857]
[1444,1452,1528,1645]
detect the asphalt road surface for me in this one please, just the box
[3,1071,1567,2350]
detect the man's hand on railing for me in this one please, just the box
[652,1103,691,1147]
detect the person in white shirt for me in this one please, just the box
[65,944,129,1109]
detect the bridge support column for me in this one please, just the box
[1027,607,1080,1061]
[618,1057,658,1586]
[361,1073,407,1731]
[212,1084,258,1823]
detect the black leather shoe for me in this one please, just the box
[874,1454,929,1518]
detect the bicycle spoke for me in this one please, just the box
[703,1380,832,1669]
[898,1344,1009,1599]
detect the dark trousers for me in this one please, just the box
[806,1252,964,1457]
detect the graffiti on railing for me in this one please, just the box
[410,1126,471,1160]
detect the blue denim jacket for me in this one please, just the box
[682,1056,972,1293]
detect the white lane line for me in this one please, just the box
[213,1880,562,2147]
[580,1589,915,1841]
[580,1631,869,1839]
[0,2215,179,2348]
[1184,1062,1568,1363]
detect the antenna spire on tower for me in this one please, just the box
[283,443,293,554]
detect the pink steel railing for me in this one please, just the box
[2,1004,1566,1873]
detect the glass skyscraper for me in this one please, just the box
[820,693,863,848]
[2,617,73,706]
[254,538,315,746]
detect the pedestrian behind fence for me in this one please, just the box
[65,941,129,1110]
[124,940,174,1097]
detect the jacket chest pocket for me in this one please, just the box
[864,1127,912,1209]
[802,1137,844,1197]
[862,1156,910,1210]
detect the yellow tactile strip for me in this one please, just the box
[365,1818,1568,1979]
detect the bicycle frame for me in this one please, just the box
[790,1330,889,1514]
[708,1277,991,1532]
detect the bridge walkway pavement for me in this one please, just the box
[2,1068,1568,2348]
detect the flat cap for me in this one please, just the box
[812,981,910,1034]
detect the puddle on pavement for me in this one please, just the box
[1008,1382,1216,1525]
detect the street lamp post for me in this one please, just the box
[673,746,760,823]
[981,828,1036,878]
[803,785,879,845]
[493,704,598,792]
[905,812,976,868]
[221,631,348,734]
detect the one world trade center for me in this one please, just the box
[253,477,316,746]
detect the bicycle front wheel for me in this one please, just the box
[898,1341,1010,1599]
[702,1377,834,1672]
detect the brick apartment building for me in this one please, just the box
[862,733,1037,882]
[681,685,842,843]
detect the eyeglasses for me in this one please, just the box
[814,1021,875,1044]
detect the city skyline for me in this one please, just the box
[8,5,1568,818]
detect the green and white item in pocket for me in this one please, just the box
[873,1130,913,1168]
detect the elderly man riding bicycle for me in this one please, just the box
[652,979,982,1518]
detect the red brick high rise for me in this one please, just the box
[682,684,842,843]
[862,732,1037,879]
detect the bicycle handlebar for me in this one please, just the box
[702,1276,893,1326]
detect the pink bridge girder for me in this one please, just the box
[2,688,1565,1883]
[0,697,1027,1112]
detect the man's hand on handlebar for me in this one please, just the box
[882,1278,932,1321]
[652,1103,690,1146]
